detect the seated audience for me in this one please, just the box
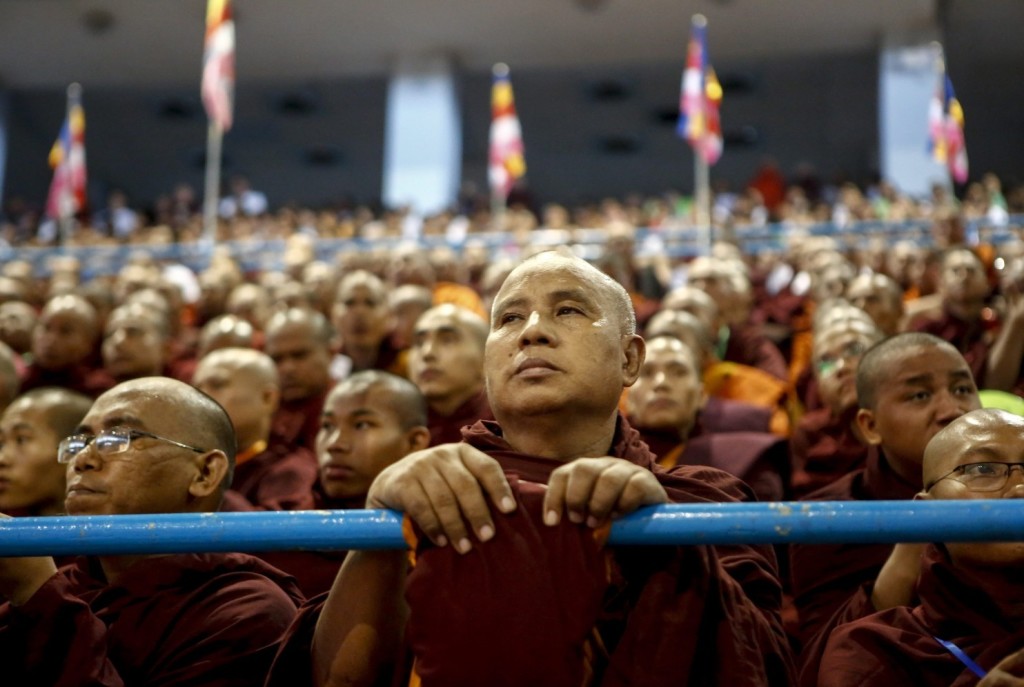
[23,295,113,397]
[793,332,982,682]
[819,409,1024,685]
[0,377,302,685]
[268,250,794,687]
[330,270,402,378]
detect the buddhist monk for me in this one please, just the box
[0,377,302,685]
[268,250,794,687]
[792,332,982,681]
[101,302,171,383]
[627,336,788,502]
[330,270,401,377]
[265,308,334,450]
[194,348,317,511]
[0,388,91,517]
[846,272,905,337]
[819,409,1024,686]
[408,304,494,446]
[23,295,113,397]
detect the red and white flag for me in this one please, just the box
[488,63,526,201]
[202,0,235,132]
[46,84,87,220]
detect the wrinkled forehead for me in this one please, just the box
[926,411,1024,476]
[493,258,604,311]
[84,386,175,431]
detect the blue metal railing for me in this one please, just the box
[2,500,1022,556]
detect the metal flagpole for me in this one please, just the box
[202,121,222,245]
[694,152,711,253]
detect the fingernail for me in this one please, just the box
[544,510,558,526]
[435,535,448,547]
[501,496,516,512]
[568,511,584,524]
[479,524,494,541]
[457,538,472,554]
[586,516,599,528]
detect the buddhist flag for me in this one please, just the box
[677,14,723,165]
[488,63,526,201]
[928,47,968,184]
[202,0,235,132]
[45,84,87,220]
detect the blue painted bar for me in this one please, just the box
[0,500,1022,556]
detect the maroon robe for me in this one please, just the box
[637,427,789,502]
[20,362,116,398]
[267,416,795,686]
[271,388,330,450]
[220,442,319,511]
[0,553,302,686]
[253,489,356,599]
[724,322,789,382]
[790,447,920,682]
[819,544,1024,686]
[699,396,774,434]
[789,406,868,499]
[910,308,991,384]
[427,390,494,446]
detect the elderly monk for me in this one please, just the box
[23,295,113,397]
[408,304,494,445]
[101,302,172,383]
[0,388,91,517]
[792,332,982,681]
[0,377,302,686]
[819,409,1024,686]
[268,250,794,687]
[627,336,788,502]
[265,308,334,450]
[194,348,318,511]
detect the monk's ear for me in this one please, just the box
[405,426,431,453]
[188,450,230,500]
[855,408,882,446]
[622,335,645,386]
[913,489,931,501]
[262,383,280,414]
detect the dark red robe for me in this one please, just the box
[790,447,920,681]
[270,388,330,451]
[20,362,116,398]
[267,416,796,687]
[910,308,991,384]
[426,390,494,446]
[220,442,318,512]
[637,427,789,503]
[789,406,868,499]
[724,322,789,382]
[699,396,774,434]
[819,544,1024,686]
[0,553,302,686]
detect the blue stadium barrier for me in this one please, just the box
[1,500,1023,557]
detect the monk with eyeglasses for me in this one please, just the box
[820,408,1024,686]
[0,376,302,686]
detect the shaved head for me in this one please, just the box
[856,333,960,410]
[330,370,427,430]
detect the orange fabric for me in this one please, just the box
[657,443,687,470]
[432,282,487,320]
[234,439,268,468]
[703,361,791,436]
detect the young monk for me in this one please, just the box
[268,250,794,687]
[408,304,493,445]
[259,371,430,598]
[792,332,982,682]
[0,388,92,517]
[627,336,788,502]
[819,409,1024,685]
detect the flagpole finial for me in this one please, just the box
[67,82,82,99]
[691,14,707,28]
[492,63,510,78]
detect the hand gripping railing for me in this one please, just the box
[1,500,1023,556]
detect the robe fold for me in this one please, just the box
[0,553,302,686]
[789,406,867,499]
[426,390,494,446]
[220,442,318,512]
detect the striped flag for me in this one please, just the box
[488,63,526,201]
[929,48,967,184]
[45,84,87,220]
[202,0,235,132]
[677,15,723,165]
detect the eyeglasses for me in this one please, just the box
[58,427,207,464]
[814,340,868,377]
[926,461,1024,492]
